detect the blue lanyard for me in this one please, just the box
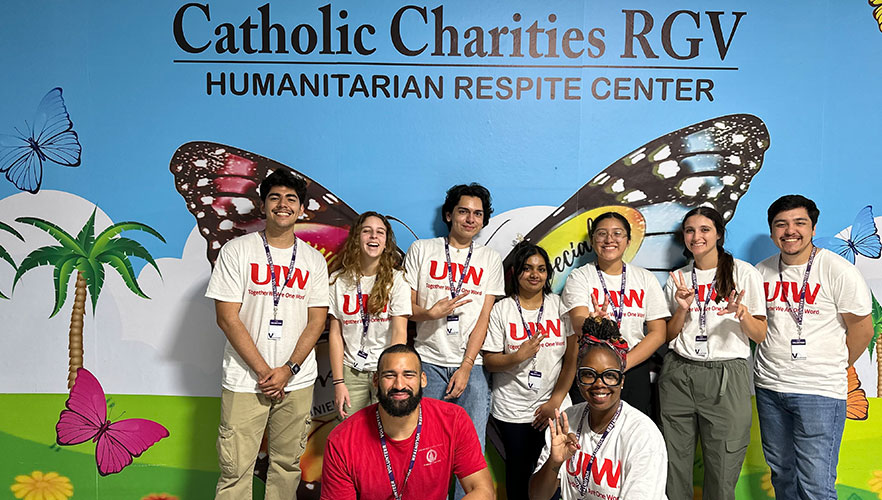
[595,263,627,327]
[444,238,473,299]
[571,402,623,498]
[260,231,298,320]
[377,406,422,500]
[691,267,716,335]
[778,246,817,338]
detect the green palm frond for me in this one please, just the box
[75,209,97,253]
[93,221,165,255]
[76,256,105,313]
[0,245,16,274]
[51,257,79,317]
[869,293,881,360]
[99,253,148,299]
[15,217,82,252]
[0,221,24,241]
[94,237,161,277]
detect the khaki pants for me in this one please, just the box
[342,366,377,417]
[215,386,312,500]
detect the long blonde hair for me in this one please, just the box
[330,211,404,315]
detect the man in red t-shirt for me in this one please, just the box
[321,344,493,500]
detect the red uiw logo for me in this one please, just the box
[342,294,389,315]
[566,451,621,488]
[590,288,645,308]
[508,319,562,340]
[428,261,484,285]
[250,264,310,289]
[764,281,820,304]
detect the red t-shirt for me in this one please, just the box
[320,398,487,500]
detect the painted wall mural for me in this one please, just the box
[2,1,882,499]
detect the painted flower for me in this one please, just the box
[869,469,882,498]
[760,471,775,497]
[141,494,179,500]
[10,471,73,500]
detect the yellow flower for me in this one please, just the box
[10,471,73,500]
[760,471,775,497]
[869,470,882,494]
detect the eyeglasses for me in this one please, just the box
[577,367,624,387]
[592,229,627,241]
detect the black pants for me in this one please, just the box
[491,416,547,500]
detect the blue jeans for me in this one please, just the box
[423,362,490,500]
[755,388,846,500]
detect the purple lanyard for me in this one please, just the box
[570,401,623,498]
[595,263,626,327]
[355,277,370,351]
[444,238,473,299]
[513,294,545,372]
[260,231,298,320]
[778,246,817,338]
[377,406,422,500]
[691,267,716,335]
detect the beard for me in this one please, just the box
[378,385,423,417]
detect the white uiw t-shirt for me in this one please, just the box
[754,248,871,399]
[561,263,669,347]
[206,232,330,393]
[404,237,505,367]
[482,294,574,423]
[329,269,412,372]
[535,401,668,500]
[664,259,765,361]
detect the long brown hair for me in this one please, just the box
[330,211,404,314]
[678,207,735,303]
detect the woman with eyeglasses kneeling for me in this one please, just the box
[529,316,668,500]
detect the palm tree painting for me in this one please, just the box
[0,221,24,299]
[13,208,164,388]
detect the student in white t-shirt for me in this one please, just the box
[530,316,668,500]
[754,195,873,500]
[561,211,669,415]
[482,242,577,500]
[329,211,412,419]
[660,207,767,500]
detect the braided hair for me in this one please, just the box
[578,316,630,369]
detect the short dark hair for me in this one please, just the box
[259,169,308,204]
[767,195,819,228]
[377,344,423,373]
[442,183,493,229]
[506,241,553,296]
[588,212,632,241]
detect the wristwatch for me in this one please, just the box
[285,360,300,376]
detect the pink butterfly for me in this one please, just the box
[55,367,169,476]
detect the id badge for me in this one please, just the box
[791,339,807,361]
[528,370,543,391]
[268,319,283,341]
[353,349,369,370]
[446,315,460,336]
[694,335,708,358]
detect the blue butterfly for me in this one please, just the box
[814,205,882,264]
[0,87,81,193]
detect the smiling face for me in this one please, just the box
[262,185,304,233]
[578,347,623,413]
[517,253,548,297]
[770,207,816,261]
[375,352,427,418]
[591,217,630,264]
[445,195,484,244]
[683,214,720,262]
[359,215,388,261]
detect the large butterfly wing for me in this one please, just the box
[56,367,107,445]
[848,205,881,259]
[509,114,769,289]
[32,88,81,167]
[846,366,869,421]
[0,135,41,193]
[813,236,855,263]
[96,418,169,476]
[169,142,358,267]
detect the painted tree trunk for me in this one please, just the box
[67,271,86,389]
[877,338,881,395]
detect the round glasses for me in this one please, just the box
[577,367,624,387]
[592,229,628,241]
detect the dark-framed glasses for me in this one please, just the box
[577,367,624,387]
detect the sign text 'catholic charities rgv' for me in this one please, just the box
[172,3,747,101]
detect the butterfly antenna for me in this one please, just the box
[386,216,418,240]
[484,219,510,244]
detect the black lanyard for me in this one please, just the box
[260,231,298,320]
[377,406,422,500]
[444,238,473,299]
[595,264,626,327]
[778,246,818,338]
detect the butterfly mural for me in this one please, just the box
[814,205,881,264]
[56,367,169,476]
[872,0,882,31]
[0,87,81,194]
[494,114,771,291]
[169,142,358,267]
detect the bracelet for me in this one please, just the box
[462,356,475,367]
[332,379,345,385]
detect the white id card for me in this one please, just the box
[694,335,708,358]
[446,315,460,336]
[790,339,807,361]
[353,349,369,370]
[268,319,283,341]
[528,370,543,391]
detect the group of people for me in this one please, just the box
[206,168,873,500]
